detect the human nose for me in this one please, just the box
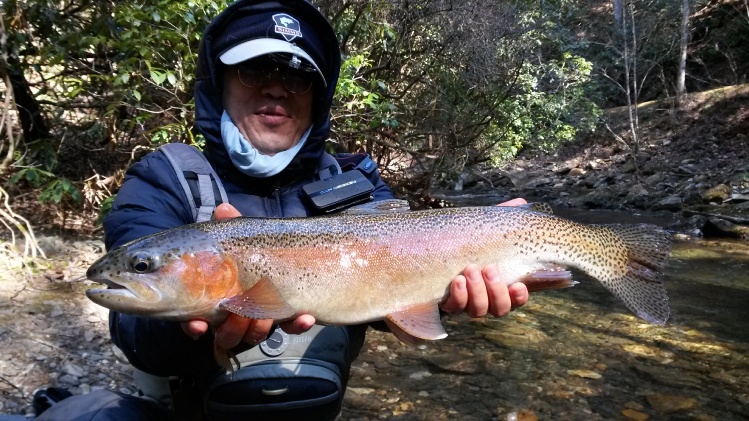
[260,72,289,98]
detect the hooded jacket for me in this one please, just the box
[104,0,393,376]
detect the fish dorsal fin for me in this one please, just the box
[341,199,411,216]
[385,302,447,345]
[518,202,554,214]
[219,278,296,320]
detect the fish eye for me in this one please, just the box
[130,254,154,273]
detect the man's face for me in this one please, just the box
[222,61,315,156]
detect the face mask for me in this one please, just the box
[220,111,310,178]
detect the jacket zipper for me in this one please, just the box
[271,186,282,217]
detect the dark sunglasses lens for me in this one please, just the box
[237,65,314,93]
[237,67,265,87]
[283,73,313,94]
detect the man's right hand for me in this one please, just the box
[180,203,316,349]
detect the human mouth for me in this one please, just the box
[256,105,290,118]
[255,105,292,127]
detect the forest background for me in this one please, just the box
[1,0,747,249]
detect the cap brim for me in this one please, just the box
[219,38,326,87]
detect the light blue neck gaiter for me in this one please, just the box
[220,111,311,178]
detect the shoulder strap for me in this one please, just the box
[317,153,342,180]
[159,143,228,223]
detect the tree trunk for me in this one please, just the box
[3,59,50,142]
[676,0,690,106]
[614,0,624,27]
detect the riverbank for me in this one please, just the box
[448,84,749,240]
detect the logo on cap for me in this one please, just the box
[273,14,303,42]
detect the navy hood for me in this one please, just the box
[194,0,341,179]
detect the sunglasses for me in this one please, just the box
[236,64,315,94]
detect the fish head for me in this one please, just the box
[86,227,241,323]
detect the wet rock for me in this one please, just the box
[347,387,376,395]
[645,172,667,186]
[63,362,85,378]
[646,393,697,414]
[408,370,432,380]
[655,195,683,210]
[568,167,586,177]
[621,408,649,421]
[567,369,602,380]
[704,217,749,239]
[729,192,749,203]
[481,324,549,348]
[424,355,481,374]
[634,364,703,388]
[525,177,554,188]
[627,183,649,196]
[621,159,637,173]
[504,409,538,421]
[702,184,731,202]
[58,373,80,386]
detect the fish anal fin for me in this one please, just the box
[385,302,447,345]
[219,277,296,321]
[384,319,426,346]
[520,268,577,292]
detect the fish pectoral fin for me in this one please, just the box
[219,278,296,320]
[385,302,447,345]
[520,268,577,292]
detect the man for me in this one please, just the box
[38,1,528,419]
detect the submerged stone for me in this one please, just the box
[646,393,697,414]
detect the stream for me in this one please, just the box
[1,201,747,419]
[342,201,749,420]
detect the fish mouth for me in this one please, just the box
[86,274,162,303]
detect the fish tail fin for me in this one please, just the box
[602,224,672,325]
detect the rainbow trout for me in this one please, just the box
[86,200,671,346]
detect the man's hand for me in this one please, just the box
[439,198,530,317]
[180,203,316,348]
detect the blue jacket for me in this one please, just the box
[104,0,394,377]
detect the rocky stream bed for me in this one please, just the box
[1,86,748,419]
[1,229,748,420]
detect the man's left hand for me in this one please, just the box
[440,198,530,317]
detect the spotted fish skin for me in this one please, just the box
[86,201,672,343]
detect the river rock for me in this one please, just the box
[568,167,586,176]
[621,408,649,421]
[504,409,538,421]
[63,362,85,378]
[343,389,383,412]
[481,324,549,348]
[633,364,703,388]
[645,172,667,186]
[646,393,697,414]
[702,184,731,202]
[655,195,683,210]
[567,369,602,380]
[704,217,749,239]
